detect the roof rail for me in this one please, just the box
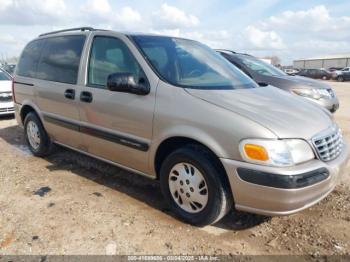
[39,27,95,37]
[215,49,237,54]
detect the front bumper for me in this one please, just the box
[304,96,339,113]
[220,142,349,216]
[0,101,15,115]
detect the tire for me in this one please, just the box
[322,76,327,80]
[160,145,232,226]
[337,76,344,82]
[24,112,52,157]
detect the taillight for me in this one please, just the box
[12,77,16,103]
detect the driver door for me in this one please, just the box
[78,35,157,174]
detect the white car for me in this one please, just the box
[284,68,299,75]
[0,69,14,115]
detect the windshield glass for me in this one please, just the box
[237,55,287,77]
[0,70,11,81]
[131,35,257,89]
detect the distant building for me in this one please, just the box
[293,53,350,69]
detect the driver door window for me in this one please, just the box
[88,36,142,87]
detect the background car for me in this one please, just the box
[336,69,350,82]
[0,68,14,116]
[217,50,339,113]
[296,68,332,80]
[332,67,350,81]
[284,68,299,75]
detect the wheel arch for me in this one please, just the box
[19,101,43,125]
[153,136,230,187]
[153,135,234,208]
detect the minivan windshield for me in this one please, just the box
[131,35,257,89]
[237,55,287,77]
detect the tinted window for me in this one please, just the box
[36,35,86,84]
[88,36,144,87]
[132,35,256,89]
[0,70,11,81]
[16,39,44,78]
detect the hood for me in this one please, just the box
[0,80,12,92]
[261,74,331,90]
[185,86,333,140]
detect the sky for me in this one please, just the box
[0,0,350,64]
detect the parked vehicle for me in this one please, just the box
[217,50,339,113]
[296,68,332,80]
[0,68,14,116]
[283,68,299,75]
[334,67,350,82]
[13,28,349,226]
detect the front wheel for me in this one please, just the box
[337,76,344,82]
[24,112,52,157]
[160,145,232,226]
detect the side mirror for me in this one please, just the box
[107,73,150,95]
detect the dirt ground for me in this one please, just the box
[0,81,349,256]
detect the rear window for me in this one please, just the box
[36,35,86,84]
[16,39,45,78]
[16,35,86,84]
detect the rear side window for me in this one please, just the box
[16,39,45,78]
[36,35,86,84]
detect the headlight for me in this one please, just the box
[291,88,331,100]
[239,139,315,167]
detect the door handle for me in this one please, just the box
[80,91,93,103]
[64,89,75,100]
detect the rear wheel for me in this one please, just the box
[24,112,52,157]
[160,145,232,226]
[322,76,327,80]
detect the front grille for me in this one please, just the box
[0,107,14,113]
[312,126,344,162]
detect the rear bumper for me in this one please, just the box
[220,142,349,216]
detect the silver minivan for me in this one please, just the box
[13,28,349,226]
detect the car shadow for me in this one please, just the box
[0,124,269,230]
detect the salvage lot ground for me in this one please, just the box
[0,81,349,256]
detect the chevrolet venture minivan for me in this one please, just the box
[13,28,349,226]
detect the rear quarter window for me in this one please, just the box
[16,39,45,78]
[36,35,86,84]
